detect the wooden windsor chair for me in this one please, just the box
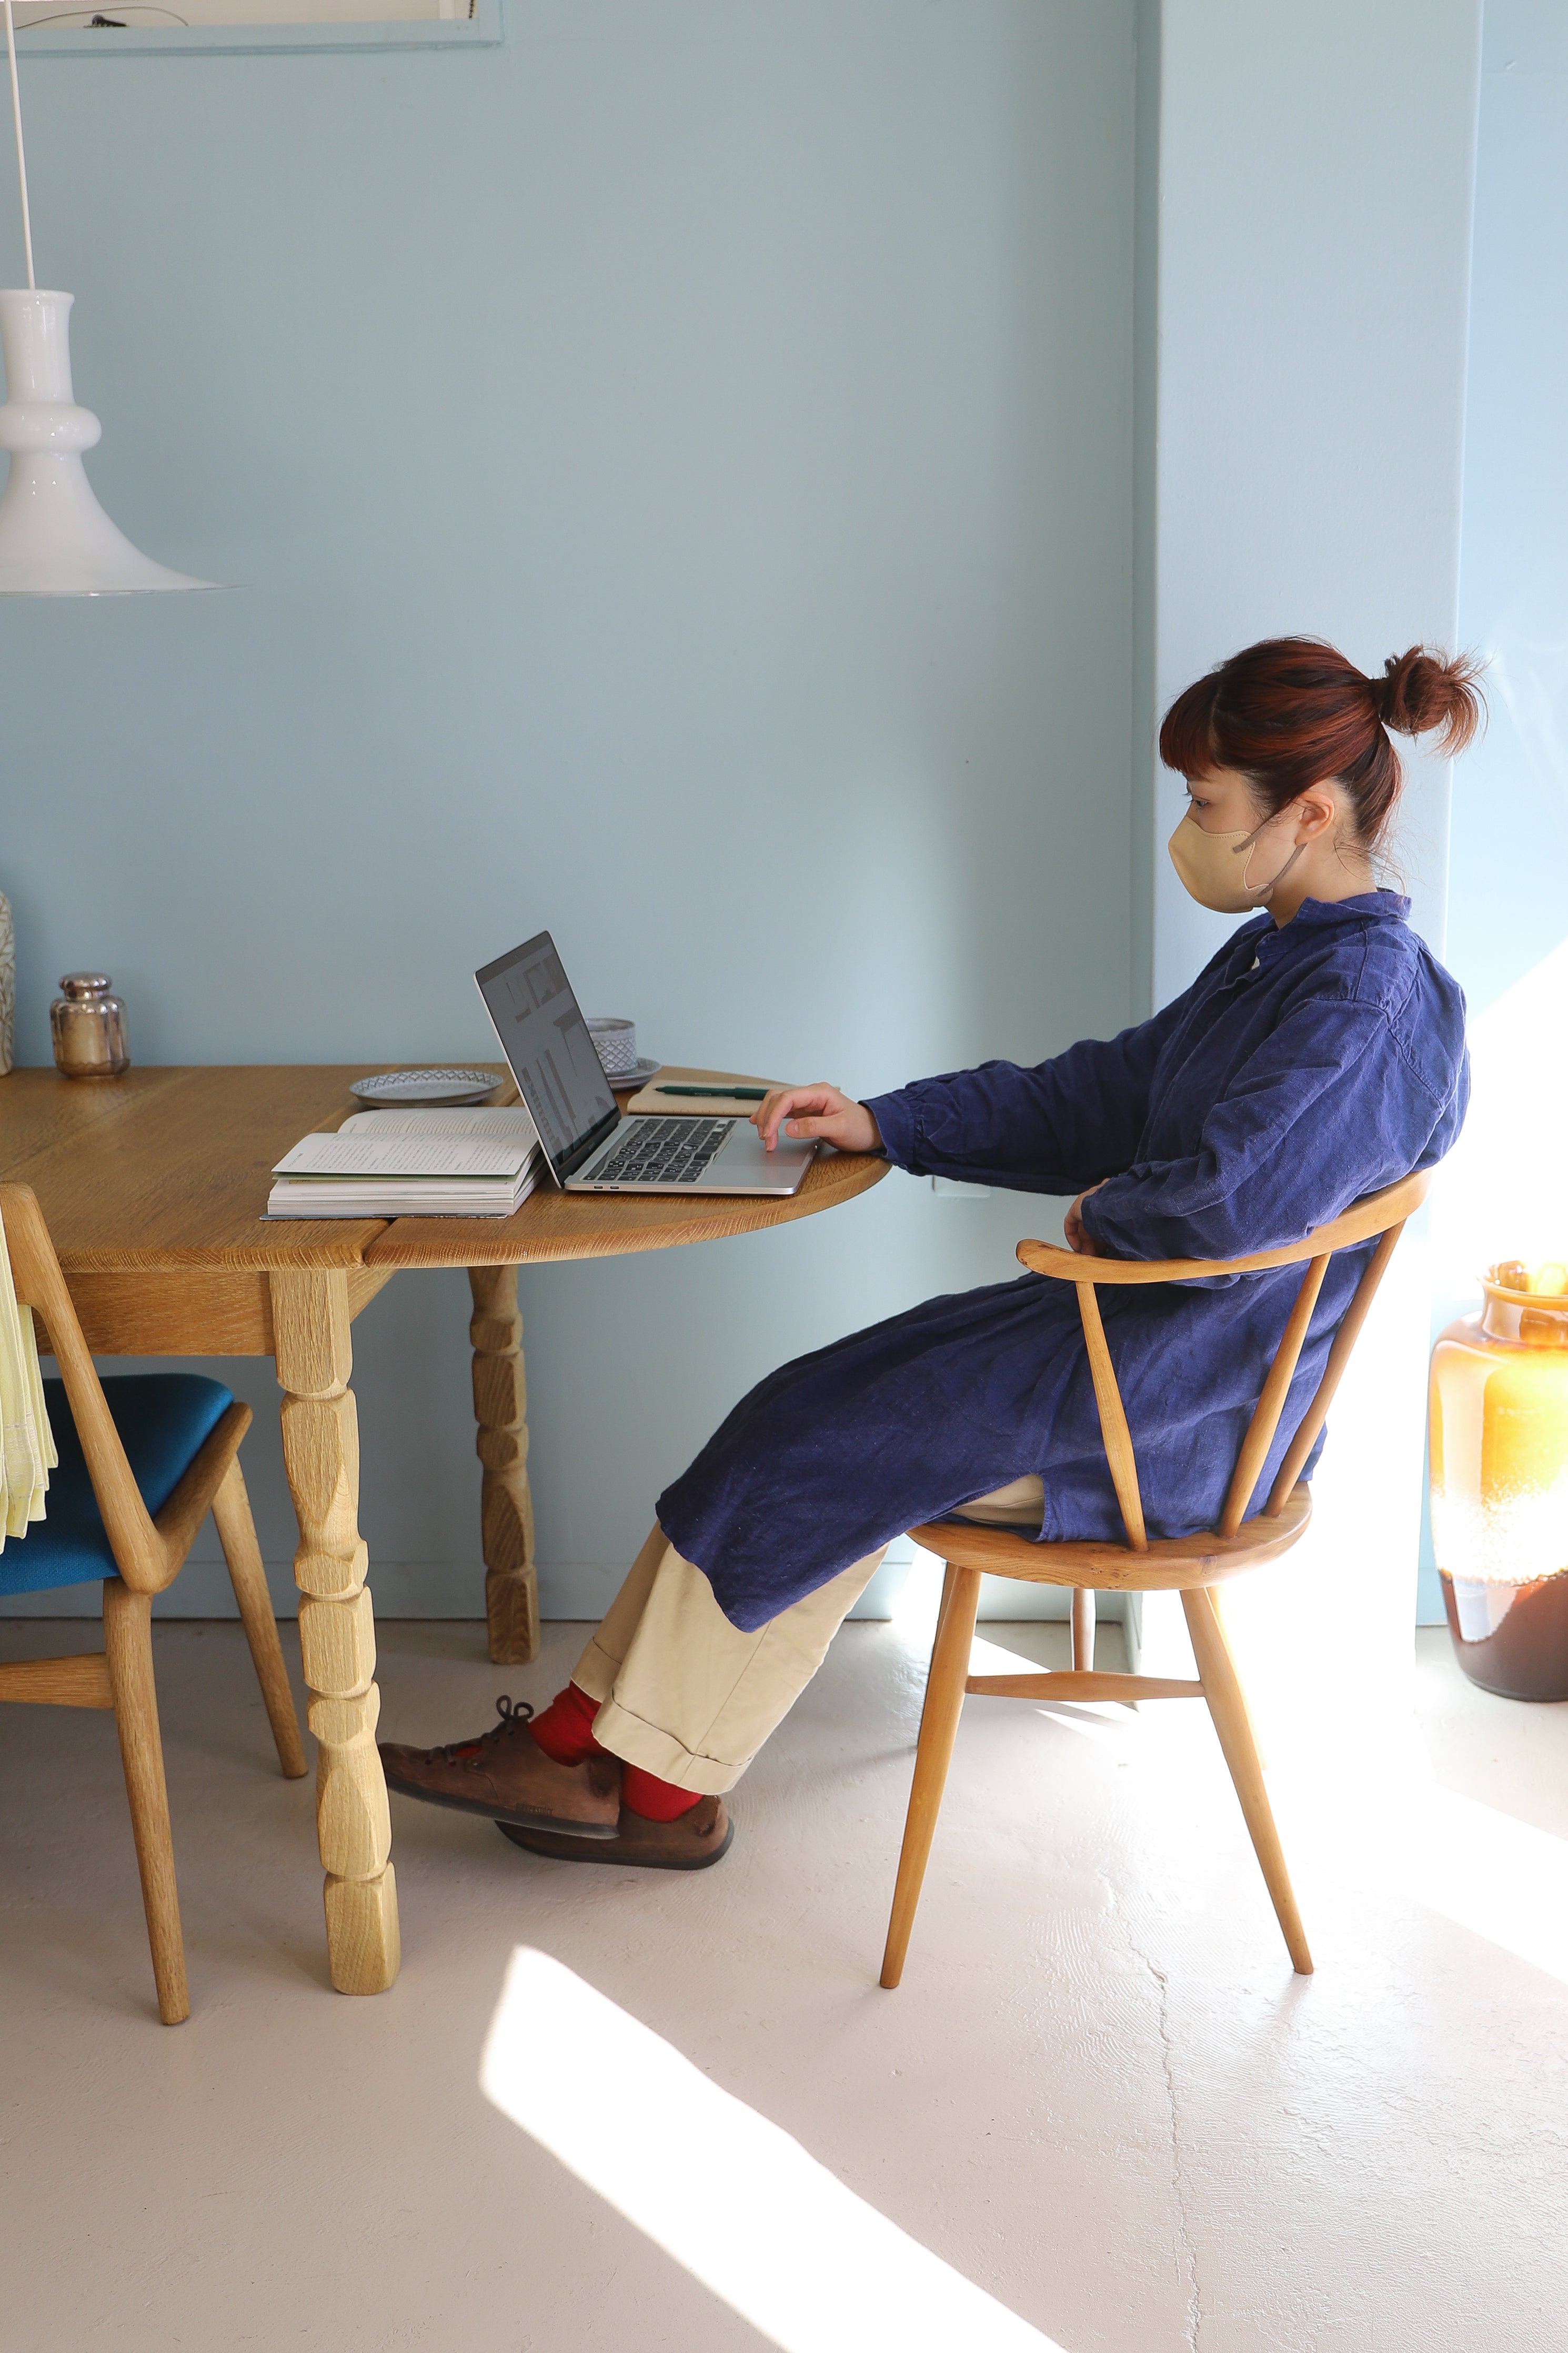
[0,1183,306,2024]
[879,1166,1430,1990]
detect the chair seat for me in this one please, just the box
[0,1375,235,1594]
[910,1479,1313,1592]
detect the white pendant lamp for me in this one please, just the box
[0,0,212,594]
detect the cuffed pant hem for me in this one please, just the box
[590,1696,749,1796]
[570,1534,886,1795]
[571,1635,622,1709]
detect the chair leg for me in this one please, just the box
[212,1457,308,1779]
[1209,1584,1266,1767]
[881,1563,982,1990]
[103,1581,190,2025]
[1071,1587,1095,1672]
[1182,1585,1312,1975]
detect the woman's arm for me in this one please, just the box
[1079,1000,1468,1264]
[856,994,1193,1194]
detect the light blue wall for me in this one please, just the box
[1451,1,1568,1015]
[0,3,1139,1618]
[1144,0,1482,1003]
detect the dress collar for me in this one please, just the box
[1280,889,1409,930]
[1250,889,1409,966]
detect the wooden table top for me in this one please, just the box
[1,1065,888,1273]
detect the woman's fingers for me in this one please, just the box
[751,1083,880,1154]
[753,1088,807,1147]
[786,1100,882,1153]
[755,1083,841,1149]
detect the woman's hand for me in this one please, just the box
[752,1083,882,1156]
[1064,1181,1108,1256]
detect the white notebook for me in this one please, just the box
[267,1105,544,1219]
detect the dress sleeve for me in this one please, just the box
[1078,998,1464,1264]
[863,991,1193,1196]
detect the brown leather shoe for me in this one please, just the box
[497,1794,733,1871]
[379,1696,621,1838]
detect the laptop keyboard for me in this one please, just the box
[589,1116,734,1186]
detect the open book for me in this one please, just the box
[266,1105,545,1219]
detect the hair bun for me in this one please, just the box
[1374,645,1485,756]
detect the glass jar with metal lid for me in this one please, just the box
[50,972,129,1079]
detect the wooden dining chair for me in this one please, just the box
[0,1182,306,2024]
[880,1167,1431,1990]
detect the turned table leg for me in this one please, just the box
[469,1264,540,1667]
[272,1269,399,1995]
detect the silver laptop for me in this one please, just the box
[475,932,817,1197]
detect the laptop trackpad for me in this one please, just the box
[699,1122,814,1186]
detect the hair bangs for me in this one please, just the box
[1157,677,1221,781]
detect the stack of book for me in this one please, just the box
[266,1106,544,1219]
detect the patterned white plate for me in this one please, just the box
[601,1057,662,1089]
[349,1067,501,1106]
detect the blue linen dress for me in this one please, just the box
[658,892,1469,1632]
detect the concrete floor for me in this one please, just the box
[2,1605,1565,2352]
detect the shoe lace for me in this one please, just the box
[436,1693,536,1767]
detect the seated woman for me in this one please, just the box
[381,636,1481,1868]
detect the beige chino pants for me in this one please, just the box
[573,1474,1046,1795]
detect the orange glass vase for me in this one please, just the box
[1429,1261,1568,1700]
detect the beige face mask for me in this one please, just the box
[1167,807,1306,914]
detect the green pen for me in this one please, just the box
[654,1083,770,1100]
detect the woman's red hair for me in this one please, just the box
[1159,637,1485,849]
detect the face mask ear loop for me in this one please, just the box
[1240,808,1308,902]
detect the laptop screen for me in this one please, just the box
[475,932,619,1180]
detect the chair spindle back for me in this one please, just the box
[1016,1170,1430,1554]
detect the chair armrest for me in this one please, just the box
[147,1401,253,1594]
[1016,1168,1430,1286]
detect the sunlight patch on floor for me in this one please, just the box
[1264,1738,1568,1988]
[480,1947,1069,2353]
[1398,1781,1568,1984]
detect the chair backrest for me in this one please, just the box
[0,1183,165,1591]
[1014,1169,1431,1552]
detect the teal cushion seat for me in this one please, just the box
[0,1375,235,1595]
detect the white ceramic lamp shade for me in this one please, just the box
[0,288,212,595]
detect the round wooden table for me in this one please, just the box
[4,1060,887,1993]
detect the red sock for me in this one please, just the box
[528,1682,605,1766]
[529,1684,701,1821]
[621,1765,702,1823]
